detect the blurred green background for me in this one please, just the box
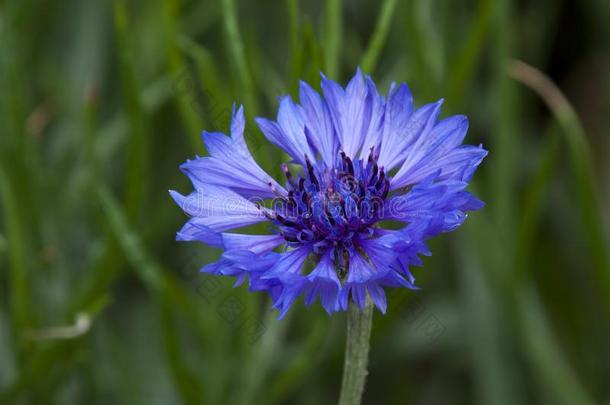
[1,0,609,404]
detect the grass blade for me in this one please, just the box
[446,0,494,106]
[221,0,259,115]
[509,60,610,307]
[360,0,398,73]
[112,0,149,219]
[323,0,342,78]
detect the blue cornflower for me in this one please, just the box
[171,69,487,318]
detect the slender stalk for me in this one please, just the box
[338,300,374,405]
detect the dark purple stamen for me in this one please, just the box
[270,151,390,274]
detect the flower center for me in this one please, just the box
[269,150,390,257]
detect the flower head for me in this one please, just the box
[171,69,487,317]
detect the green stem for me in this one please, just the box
[338,300,374,405]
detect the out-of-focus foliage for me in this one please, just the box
[1,0,609,404]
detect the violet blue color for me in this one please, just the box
[171,69,487,318]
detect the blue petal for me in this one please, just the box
[230,104,247,147]
[367,284,387,313]
[305,251,341,314]
[176,220,223,248]
[221,233,284,254]
[321,68,372,158]
[181,157,281,199]
[261,245,312,281]
[274,280,308,319]
[221,250,280,273]
[378,99,442,170]
[169,186,269,232]
[383,179,484,233]
[259,246,313,317]
[391,114,475,189]
[201,251,279,285]
[338,251,375,309]
[181,106,286,199]
[352,284,368,309]
[401,144,487,188]
[299,81,337,165]
[358,237,414,289]
[358,76,385,159]
[377,83,414,167]
[256,96,315,166]
[357,236,397,271]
